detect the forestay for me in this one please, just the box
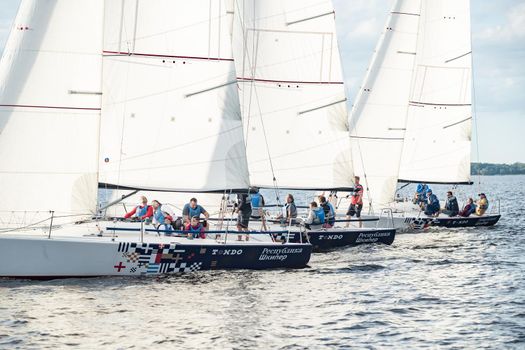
[231,0,353,190]
[0,0,104,221]
[349,0,421,208]
[99,0,250,193]
[398,0,472,184]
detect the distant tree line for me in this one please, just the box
[471,162,525,175]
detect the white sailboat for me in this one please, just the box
[349,0,500,231]
[230,0,396,249]
[0,0,312,279]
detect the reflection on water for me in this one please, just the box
[1,176,525,349]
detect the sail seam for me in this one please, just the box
[350,136,404,141]
[102,50,234,61]
[237,77,343,85]
[391,11,420,16]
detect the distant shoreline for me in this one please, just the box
[471,162,525,175]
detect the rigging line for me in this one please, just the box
[470,23,481,193]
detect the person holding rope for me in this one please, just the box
[151,200,174,234]
[182,197,209,230]
[184,216,206,239]
[124,196,153,220]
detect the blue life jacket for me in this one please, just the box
[313,207,325,224]
[251,193,262,208]
[185,204,205,218]
[136,205,150,217]
[154,207,165,223]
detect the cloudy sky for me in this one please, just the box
[1,0,524,163]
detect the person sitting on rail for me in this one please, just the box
[184,216,206,239]
[182,197,209,229]
[276,194,298,225]
[124,196,153,220]
[346,176,364,228]
[476,193,489,216]
[413,183,429,206]
[305,201,325,230]
[151,200,174,234]
[318,195,335,227]
[459,197,476,217]
[442,191,459,217]
[423,189,440,216]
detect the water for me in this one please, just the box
[1,175,524,349]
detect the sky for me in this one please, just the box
[0,0,524,164]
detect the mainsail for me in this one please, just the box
[98,0,250,193]
[349,0,421,208]
[0,0,104,219]
[398,0,472,184]
[350,0,472,208]
[231,0,353,190]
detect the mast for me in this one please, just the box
[0,0,104,221]
[231,0,354,191]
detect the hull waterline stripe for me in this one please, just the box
[102,50,234,62]
[0,104,101,111]
[236,77,344,85]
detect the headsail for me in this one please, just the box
[0,0,104,220]
[231,0,353,190]
[98,0,250,193]
[398,0,472,184]
[349,0,421,208]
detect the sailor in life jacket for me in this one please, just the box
[151,200,174,234]
[250,187,268,231]
[123,196,153,220]
[476,193,489,216]
[305,201,325,229]
[318,195,335,227]
[182,197,210,228]
[184,216,206,239]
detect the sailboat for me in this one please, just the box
[0,0,312,279]
[229,0,396,250]
[348,0,500,231]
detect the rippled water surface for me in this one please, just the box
[1,175,524,349]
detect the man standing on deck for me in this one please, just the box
[346,176,364,228]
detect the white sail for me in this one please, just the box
[98,0,250,192]
[398,0,472,184]
[0,0,104,221]
[232,0,353,190]
[349,0,422,208]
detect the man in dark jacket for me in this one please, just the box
[442,191,459,216]
[235,192,252,241]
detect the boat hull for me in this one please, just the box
[275,228,396,252]
[0,236,312,279]
[431,214,501,228]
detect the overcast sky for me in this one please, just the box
[1,0,524,163]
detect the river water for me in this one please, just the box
[1,175,524,349]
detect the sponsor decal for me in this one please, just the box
[355,231,391,243]
[258,247,303,261]
[211,249,243,256]
[318,234,343,241]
